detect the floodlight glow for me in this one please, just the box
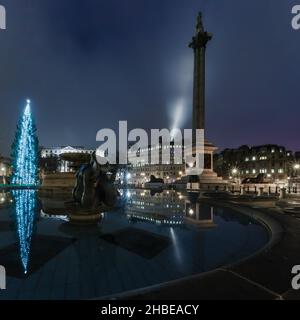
[170,98,186,138]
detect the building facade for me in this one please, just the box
[128,140,186,186]
[214,144,296,183]
[0,156,11,184]
[40,146,94,173]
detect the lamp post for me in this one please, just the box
[1,166,6,185]
[232,168,238,175]
[293,164,300,193]
[231,168,240,185]
[294,164,300,177]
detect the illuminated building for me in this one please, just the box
[214,144,295,182]
[127,139,186,186]
[0,156,11,184]
[40,146,94,173]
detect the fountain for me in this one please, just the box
[66,152,119,224]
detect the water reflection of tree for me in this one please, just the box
[12,190,37,274]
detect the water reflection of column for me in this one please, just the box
[12,190,37,274]
[184,198,216,272]
[185,197,215,227]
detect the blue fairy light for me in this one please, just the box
[11,99,39,186]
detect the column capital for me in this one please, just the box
[189,32,212,50]
[189,12,212,49]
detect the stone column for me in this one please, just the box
[189,12,212,135]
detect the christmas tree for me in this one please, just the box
[11,99,39,186]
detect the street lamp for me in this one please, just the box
[232,168,238,175]
[188,162,194,168]
[1,167,6,185]
[231,168,240,185]
[294,164,300,177]
[189,209,194,216]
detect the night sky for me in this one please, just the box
[0,0,299,156]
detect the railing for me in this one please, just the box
[205,184,300,196]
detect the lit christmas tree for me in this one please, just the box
[11,99,39,186]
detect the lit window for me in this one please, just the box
[252,156,256,161]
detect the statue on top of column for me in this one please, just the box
[189,12,212,49]
[196,12,204,34]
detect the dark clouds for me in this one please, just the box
[0,0,299,156]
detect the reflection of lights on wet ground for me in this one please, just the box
[40,210,69,222]
[0,192,6,203]
[0,193,14,204]
[170,227,182,265]
[12,190,37,275]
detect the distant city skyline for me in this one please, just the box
[0,0,300,157]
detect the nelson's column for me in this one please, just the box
[188,12,225,188]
